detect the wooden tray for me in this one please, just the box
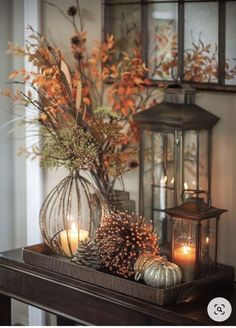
[22,243,235,306]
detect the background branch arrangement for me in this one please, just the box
[3,2,162,200]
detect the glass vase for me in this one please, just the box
[40,172,108,257]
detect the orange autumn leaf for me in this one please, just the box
[9,69,26,80]
[133,77,143,85]
[118,87,126,95]
[125,85,132,95]
[5,26,161,189]
[120,107,128,116]
[83,97,91,106]
[82,86,90,96]
[143,79,151,85]
[107,35,114,50]
[40,113,48,121]
[124,98,135,112]
[114,103,121,111]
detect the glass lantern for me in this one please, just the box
[133,84,220,257]
[165,190,227,282]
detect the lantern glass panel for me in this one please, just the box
[183,130,209,198]
[143,131,176,220]
[154,187,174,210]
[201,218,217,275]
[153,132,175,188]
[199,130,209,193]
[147,2,178,80]
[149,132,175,249]
[153,132,164,185]
[154,211,166,245]
[184,2,219,83]
[172,217,197,282]
[143,130,152,219]
[225,2,236,85]
[154,211,172,257]
[142,130,176,254]
[183,131,198,192]
[153,187,174,254]
[105,3,141,58]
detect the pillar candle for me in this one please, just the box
[59,224,89,257]
[174,245,196,282]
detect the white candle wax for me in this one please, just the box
[174,245,196,282]
[159,176,167,244]
[60,226,89,257]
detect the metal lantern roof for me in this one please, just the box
[165,197,227,221]
[133,102,220,130]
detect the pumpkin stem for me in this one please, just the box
[161,255,168,264]
[134,272,142,281]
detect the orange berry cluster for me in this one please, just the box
[96,211,159,278]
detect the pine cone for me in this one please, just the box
[72,239,101,270]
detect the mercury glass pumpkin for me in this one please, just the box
[143,256,183,288]
[40,173,108,257]
[134,252,161,281]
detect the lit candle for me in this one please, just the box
[174,245,196,282]
[184,182,190,200]
[184,182,189,189]
[160,175,167,211]
[203,236,212,265]
[60,223,89,257]
[159,176,167,244]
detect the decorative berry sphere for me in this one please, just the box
[96,211,159,278]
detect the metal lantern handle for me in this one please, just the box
[181,189,211,208]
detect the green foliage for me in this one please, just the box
[40,127,97,171]
[93,106,121,119]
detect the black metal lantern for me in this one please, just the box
[165,190,227,282]
[133,84,220,256]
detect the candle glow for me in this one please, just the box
[174,244,196,282]
[184,182,189,189]
[60,222,89,257]
[182,245,192,254]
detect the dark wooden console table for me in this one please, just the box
[0,248,235,326]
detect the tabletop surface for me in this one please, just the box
[0,247,235,326]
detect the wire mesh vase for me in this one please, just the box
[40,172,108,257]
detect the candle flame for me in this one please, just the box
[171,177,174,184]
[182,245,191,255]
[184,182,189,189]
[206,236,210,244]
[192,181,196,186]
[71,222,77,232]
[160,175,168,185]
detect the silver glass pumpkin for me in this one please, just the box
[134,252,161,281]
[143,256,183,288]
